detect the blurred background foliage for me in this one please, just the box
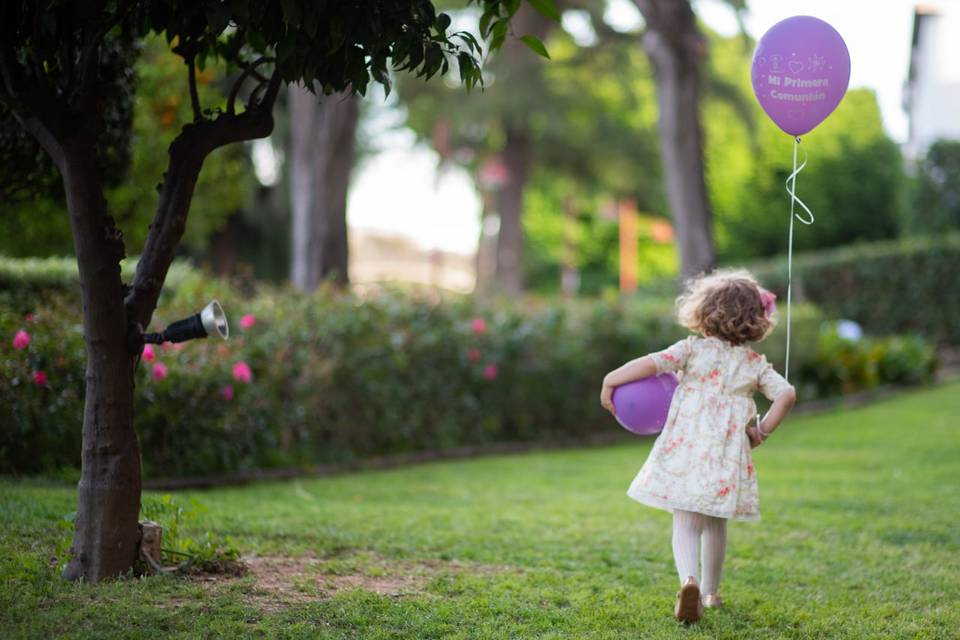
[0,6,937,291]
[0,257,938,478]
[1,0,957,479]
[0,34,252,258]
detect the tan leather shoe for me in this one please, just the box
[674,576,703,623]
[703,593,723,609]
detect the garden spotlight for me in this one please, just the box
[129,300,229,354]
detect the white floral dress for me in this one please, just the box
[626,336,794,521]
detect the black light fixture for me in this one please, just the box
[128,300,229,354]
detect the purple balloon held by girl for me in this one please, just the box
[611,373,678,436]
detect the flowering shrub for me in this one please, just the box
[0,267,937,478]
[1,296,86,474]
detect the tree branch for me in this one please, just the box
[126,105,279,329]
[259,68,283,110]
[78,6,117,102]
[226,57,273,115]
[187,56,203,122]
[244,68,282,113]
[0,46,20,106]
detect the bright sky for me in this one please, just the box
[345,0,924,255]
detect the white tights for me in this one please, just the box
[671,510,728,595]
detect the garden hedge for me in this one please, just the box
[750,233,960,344]
[0,256,936,478]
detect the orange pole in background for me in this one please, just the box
[618,198,638,294]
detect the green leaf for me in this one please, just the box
[491,20,508,51]
[455,31,482,56]
[457,52,472,86]
[527,0,561,22]
[423,43,443,80]
[520,35,550,59]
[435,13,452,33]
[479,11,495,38]
[205,6,231,35]
[248,31,267,54]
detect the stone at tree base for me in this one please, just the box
[138,521,163,575]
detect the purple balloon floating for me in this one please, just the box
[751,15,850,136]
[612,373,678,436]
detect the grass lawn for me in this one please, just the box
[2,383,959,639]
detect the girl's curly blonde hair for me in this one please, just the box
[676,268,775,345]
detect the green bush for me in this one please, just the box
[0,255,198,310]
[910,140,960,234]
[751,234,960,344]
[0,260,936,478]
[802,324,937,398]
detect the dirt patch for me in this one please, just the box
[192,552,514,612]
[245,554,421,599]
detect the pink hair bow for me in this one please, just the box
[760,291,777,319]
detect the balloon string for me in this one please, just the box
[784,136,813,383]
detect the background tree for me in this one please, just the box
[630,0,748,279]
[401,3,756,293]
[0,35,135,256]
[288,88,359,290]
[714,89,904,259]
[400,3,560,294]
[0,34,253,258]
[0,0,536,582]
[909,140,960,234]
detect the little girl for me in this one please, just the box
[600,269,796,624]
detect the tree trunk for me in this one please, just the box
[1,50,282,583]
[489,5,553,295]
[496,128,530,295]
[59,141,141,582]
[634,0,715,279]
[495,127,531,295]
[288,87,359,290]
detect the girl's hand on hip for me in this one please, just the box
[600,384,615,414]
[746,426,764,449]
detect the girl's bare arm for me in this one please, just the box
[600,356,658,413]
[747,388,797,447]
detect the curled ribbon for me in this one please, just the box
[786,138,814,226]
[783,136,814,382]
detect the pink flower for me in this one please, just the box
[12,330,30,350]
[232,360,252,384]
[467,348,481,362]
[483,363,498,380]
[239,314,257,330]
[142,344,156,362]
[470,317,487,335]
[32,370,47,387]
[219,385,234,401]
[151,362,168,381]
